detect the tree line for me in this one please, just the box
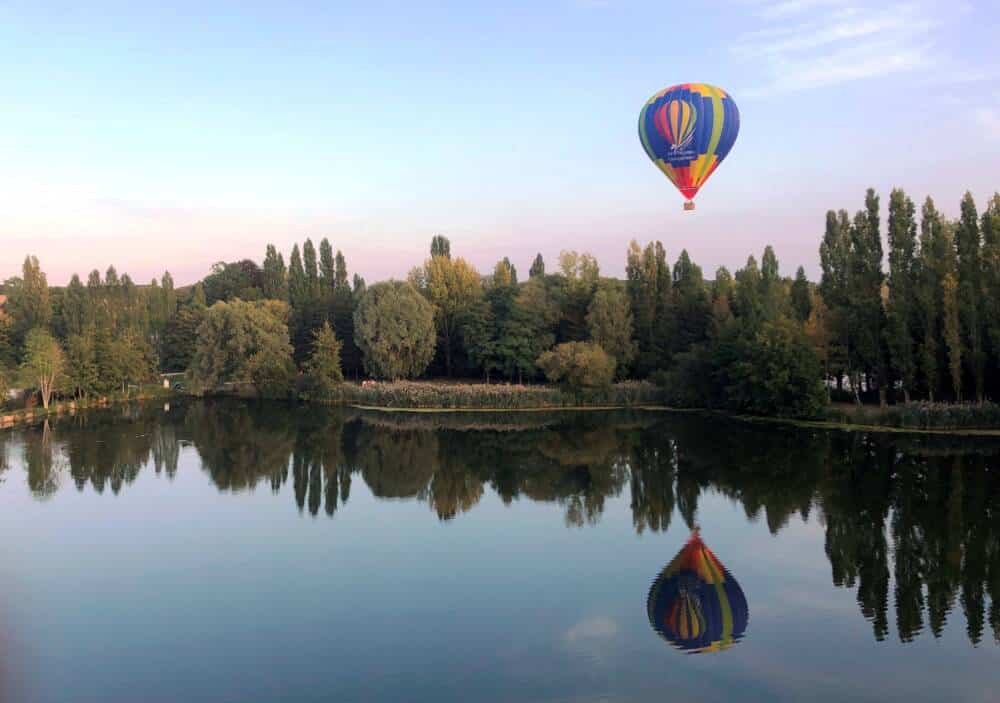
[1,187,998,417]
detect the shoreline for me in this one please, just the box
[7,391,1000,438]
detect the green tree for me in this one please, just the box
[63,273,87,337]
[64,333,99,398]
[711,267,735,326]
[247,342,296,399]
[493,257,517,287]
[734,255,762,326]
[411,254,482,376]
[715,318,827,418]
[319,238,335,292]
[885,188,918,401]
[790,266,812,322]
[557,250,600,343]
[187,299,294,393]
[353,281,436,380]
[529,253,545,278]
[7,256,52,346]
[981,194,1000,388]
[302,239,320,298]
[759,245,785,320]
[161,305,206,372]
[955,192,984,401]
[288,244,307,310]
[498,278,558,382]
[460,298,499,382]
[302,321,344,399]
[917,197,947,400]
[671,249,710,353]
[537,341,615,394]
[430,235,451,259]
[848,190,887,405]
[942,271,963,400]
[261,244,289,301]
[19,328,64,408]
[98,331,156,395]
[819,209,853,392]
[586,280,637,374]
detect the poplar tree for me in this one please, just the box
[430,235,451,259]
[917,197,946,400]
[819,209,852,390]
[63,274,87,337]
[8,256,52,344]
[848,189,886,405]
[319,238,335,291]
[529,253,545,279]
[886,188,917,401]
[261,244,288,301]
[288,244,307,310]
[759,245,783,320]
[955,192,984,401]
[790,266,812,322]
[981,194,1000,385]
[302,239,320,298]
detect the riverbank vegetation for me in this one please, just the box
[1,188,999,422]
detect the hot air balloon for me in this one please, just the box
[638,84,740,211]
[646,530,748,653]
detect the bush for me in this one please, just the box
[327,380,661,409]
[537,342,615,395]
[353,281,436,380]
[826,401,1000,430]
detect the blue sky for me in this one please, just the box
[2,0,998,285]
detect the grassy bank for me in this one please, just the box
[326,380,663,410]
[0,384,174,430]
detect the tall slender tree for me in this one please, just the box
[261,244,288,301]
[917,197,946,400]
[886,188,918,401]
[956,192,984,401]
[319,238,335,291]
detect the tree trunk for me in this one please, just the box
[878,386,887,408]
[903,388,910,404]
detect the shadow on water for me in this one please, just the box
[4,399,1000,647]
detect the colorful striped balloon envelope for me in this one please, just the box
[638,83,740,210]
[647,530,749,653]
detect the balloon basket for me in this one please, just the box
[683,200,695,211]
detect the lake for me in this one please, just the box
[1,401,998,702]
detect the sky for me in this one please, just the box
[1,0,999,286]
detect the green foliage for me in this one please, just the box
[790,266,811,322]
[586,280,636,374]
[19,328,64,408]
[353,281,436,380]
[529,253,545,278]
[261,244,288,301]
[161,305,206,372]
[64,333,100,398]
[430,235,451,259]
[715,318,827,418]
[302,321,344,399]
[537,341,616,394]
[6,255,52,346]
[497,278,557,382]
[187,299,294,393]
[202,260,263,304]
[332,379,660,409]
[885,188,918,400]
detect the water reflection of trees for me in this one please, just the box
[4,403,1000,645]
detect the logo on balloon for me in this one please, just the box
[655,99,698,152]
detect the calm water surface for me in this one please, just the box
[1,401,998,702]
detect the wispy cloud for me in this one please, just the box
[736,2,942,94]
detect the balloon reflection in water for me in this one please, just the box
[647,530,748,653]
